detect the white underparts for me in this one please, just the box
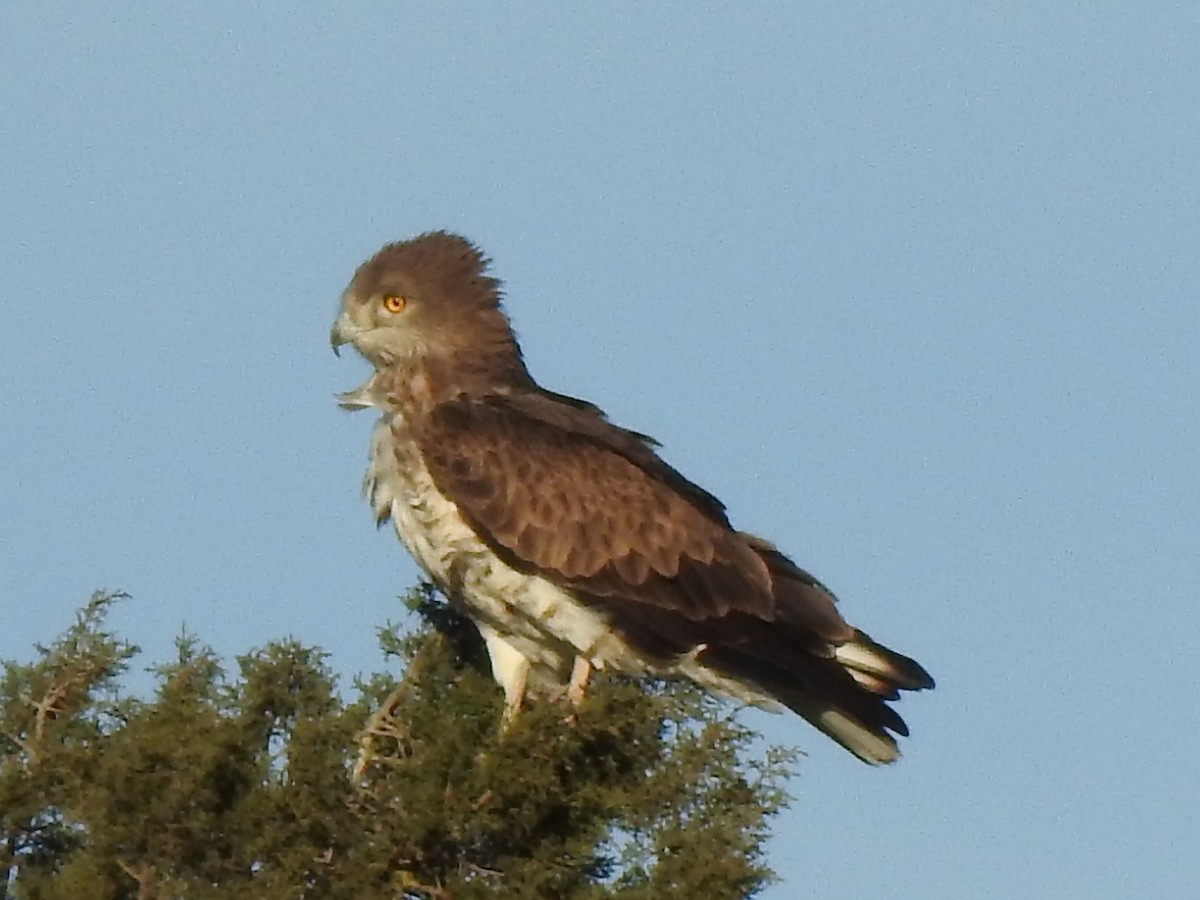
[364,415,648,704]
[362,410,787,714]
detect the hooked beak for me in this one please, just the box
[330,311,356,357]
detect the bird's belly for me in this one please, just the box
[365,421,644,680]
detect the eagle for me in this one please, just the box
[331,231,934,764]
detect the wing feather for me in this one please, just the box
[415,393,774,621]
[413,391,933,764]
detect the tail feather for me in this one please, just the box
[699,626,931,765]
[732,537,935,763]
[783,696,902,765]
[843,668,902,699]
[835,630,936,694]
[585,535,936,765]
[781,630,935,765]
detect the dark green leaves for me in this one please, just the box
[1,588,793,900]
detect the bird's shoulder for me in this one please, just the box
[414,388,731,528]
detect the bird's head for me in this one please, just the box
[331,232,530,403]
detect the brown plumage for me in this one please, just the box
[332,231,934,764]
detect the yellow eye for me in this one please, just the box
[381,294,407,313]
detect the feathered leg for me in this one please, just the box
[478,624,531,729]
[567,656,592,707]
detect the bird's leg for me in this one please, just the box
[500,658,529,731]
[479,625,531,732]
[567,656,592,707]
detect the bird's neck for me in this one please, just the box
[375,349,535,415]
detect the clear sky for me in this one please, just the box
[3,5,1197,898]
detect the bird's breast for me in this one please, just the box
[362,415,644,682]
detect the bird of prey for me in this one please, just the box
[331,231,934,764]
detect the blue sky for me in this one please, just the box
[3,5,1198,897]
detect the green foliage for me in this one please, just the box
[1,589,794,899]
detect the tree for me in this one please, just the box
[1,589,794,899]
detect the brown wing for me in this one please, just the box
[414,392,777,621]
[416,391,932,763]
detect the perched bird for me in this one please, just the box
[331,232,934,764]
